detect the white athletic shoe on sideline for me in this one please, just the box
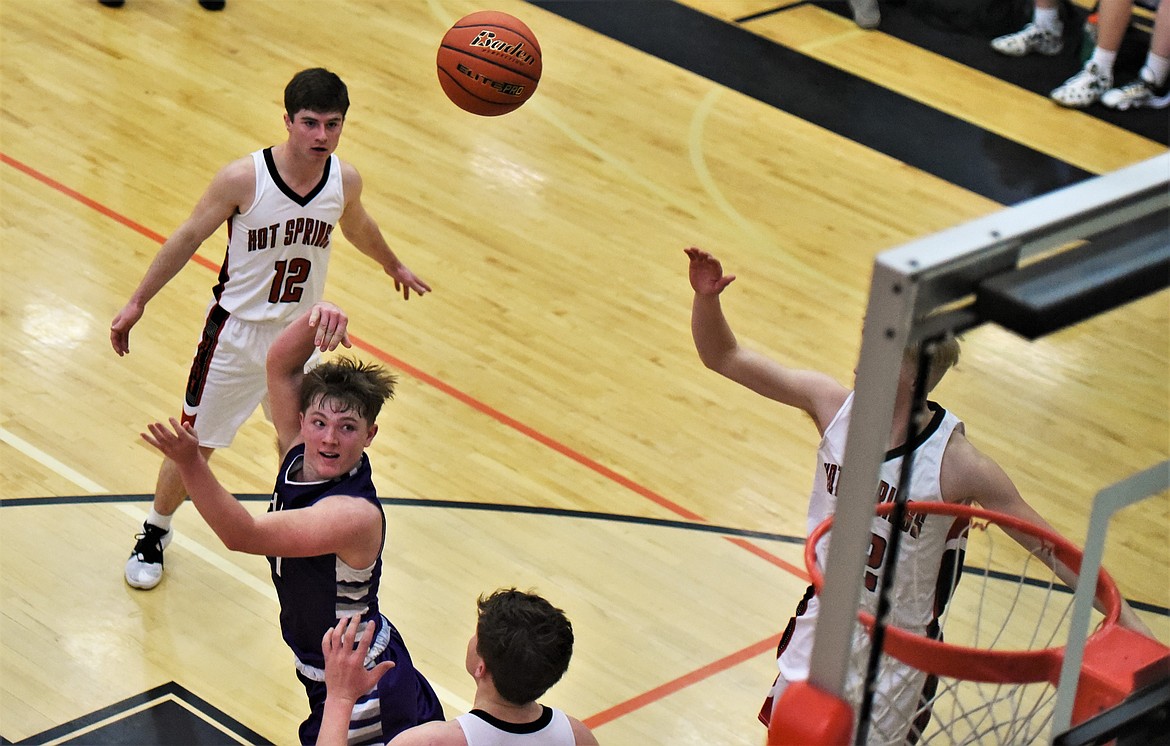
[125,522,173,590]
[1050,61,1112,108]
[1101,74,1170,111]
[991,23,1064,57]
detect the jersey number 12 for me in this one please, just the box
[269,258,311,303]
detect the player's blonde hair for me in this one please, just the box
[905,335,961,393]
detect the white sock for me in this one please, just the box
[1142,53,1170,88]
[1090,47,1117,73]
[1034,7,1061,33]
[147,507,173,532]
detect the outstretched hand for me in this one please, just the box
[141,418,201,464]
[308,302,353,352]
[385,262,432,300]
[685,247,736,295]
[323,615,396,702]
[110,302,144,356]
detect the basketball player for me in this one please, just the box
[112,67,431,591]
[363,588,597,746]
[684,247,1154,743]
[142,300,444,745]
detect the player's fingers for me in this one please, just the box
[371,660,395,678]
[341,616,360,649]
[357,619,377,653]
[142,422,169,449]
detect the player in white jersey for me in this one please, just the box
[318,589,597,746]
[762,393,972,743]
[684,247,1154,743]
[112,68,431,591]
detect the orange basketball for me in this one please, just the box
[437,11,542,116]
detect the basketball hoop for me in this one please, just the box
[770,501,1170,745]
[806,501,1120,686]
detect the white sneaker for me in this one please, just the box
[1101,73,1170,111]
[991,23,1064,57]
[1050,61,1112,108]
[125,522,173,590]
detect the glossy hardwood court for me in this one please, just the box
[1,1,1166,744]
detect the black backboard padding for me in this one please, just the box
[976,209,1170,340]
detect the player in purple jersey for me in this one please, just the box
[142,300,442,745]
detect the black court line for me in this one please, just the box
[736,0,808,24]
[4,682,270,746]
[0,493,800,544]
[4,493,1167,617]
[527,0,1098,204]
[812,0,1169,146]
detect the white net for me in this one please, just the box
[811,504,1114,745]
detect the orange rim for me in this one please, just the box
[805,501,1122,684]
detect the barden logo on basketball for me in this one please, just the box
[454,63,527,98]
[468,31,537,67]
[437,11,542,116]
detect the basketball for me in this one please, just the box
[437,11,542,116]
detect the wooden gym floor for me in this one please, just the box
[1,1,1166,743]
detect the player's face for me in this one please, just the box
[285,109,345,159]
[465,632,479,676]
[298,395,375,480]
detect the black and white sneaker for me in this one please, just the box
[1101,73,1170,110]
[125,522,173,590]
[1050,60,1113,108]
[991,23,1064,57]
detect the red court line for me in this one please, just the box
[5,150,800,725]
[727,537,809,583]
[1,153,221,274]
[583,633,783,730]
[1,150,704,523]
[2,152,168,245]
[350,335,707,521]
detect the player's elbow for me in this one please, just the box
[697,347,734,377]
[216,517,262,554]
[219,529,252,553]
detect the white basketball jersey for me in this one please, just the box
[211,148,344,323]
[456,707,576,746]
[809,392,966,632]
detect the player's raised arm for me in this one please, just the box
[686,247,848,433]
[266,301,351,457]
[318,615,396,746]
